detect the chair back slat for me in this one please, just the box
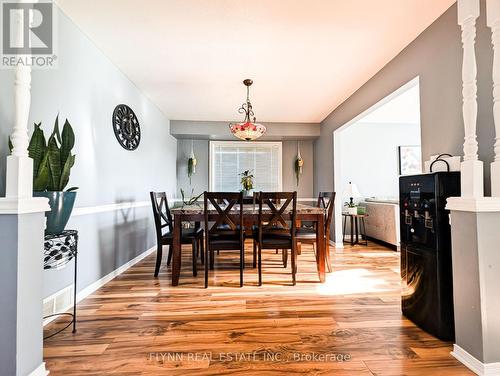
[257,192,297,238]
[150,192,173,238]
[317,192,336,228]
[204,192,244,235]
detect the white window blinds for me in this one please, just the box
[210,141,282,192]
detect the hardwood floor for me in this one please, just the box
[43,241,472,375]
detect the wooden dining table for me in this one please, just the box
[169,203,327,286]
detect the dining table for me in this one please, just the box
[169,202,327,286]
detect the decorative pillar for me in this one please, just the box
[488,0,500,197]
[458,0,484,198]
[6,1,33,198]
[446,3,500,373]
[0,1,50,375]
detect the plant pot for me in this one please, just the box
[357,206,366,215]
[242,189,253,198]
[34,191,77,235]
[347,207,358,215]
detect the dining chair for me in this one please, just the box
[295,191,336,272]
[150,192,204,277]
[204,192,245,288]
[253,192,297,286]
[249,192,283,260]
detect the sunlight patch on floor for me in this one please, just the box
[315,268,392,296]
[355,252,398,258]
[390,267,400,275]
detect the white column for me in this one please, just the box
[0,2,49,375]
[458,0,484,198]
[488,0,500,197]
[5,3,33,198]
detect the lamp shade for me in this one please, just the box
[343,182,362,198]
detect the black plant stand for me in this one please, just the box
[43,230,78,339]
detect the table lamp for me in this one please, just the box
[343,182,362,207]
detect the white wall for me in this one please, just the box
[338,122,421,200]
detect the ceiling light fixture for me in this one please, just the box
[229,79,266,141]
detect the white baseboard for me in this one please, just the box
[29,362,49,376]
[43,246,156,326]
[452,344,500,375]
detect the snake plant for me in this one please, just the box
[10,116,77,192]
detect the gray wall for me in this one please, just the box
[314,2,495,196]
[171,120,320,140]
[0,215,18,376]
[450,211,500,363]
[0,7,176,298]
[177,139,314,198]
[17,213,46,376]
[450,212,484,362]
[0,213,47,375]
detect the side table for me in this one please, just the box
[342,213,368,246]
[43,230,78,339]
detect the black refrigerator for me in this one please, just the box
[399,172,460,341]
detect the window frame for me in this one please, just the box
[209,140,283,192]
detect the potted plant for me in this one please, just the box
[357,205,367,215]
[295,142,304,186]
[13,116,78,235]
[344,201,358,215]
[187,140,197,184]
[239,170,254,197]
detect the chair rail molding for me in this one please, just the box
[458,0,484,198]
[488,0,500,197]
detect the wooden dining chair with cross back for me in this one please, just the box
[204,192,245,288]
[253,192,298,286]
[150,191,204,278]
[295,191,336,272]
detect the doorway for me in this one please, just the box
[333,77,422,247]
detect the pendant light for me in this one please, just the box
[229,79,266,141]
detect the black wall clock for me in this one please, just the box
[112,104,141,150]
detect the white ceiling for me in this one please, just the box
[56,0,455,123]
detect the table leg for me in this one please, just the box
[362,217,368,246]
[317,213,325,283]
[172,214,182,286]
[355,218,359,244]
[343,216,347,243]
[350,215,354,246]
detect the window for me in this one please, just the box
[210,141,282,192]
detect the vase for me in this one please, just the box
[347,207,358,215]
[242,189,254,198]
[34,191,77,235]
